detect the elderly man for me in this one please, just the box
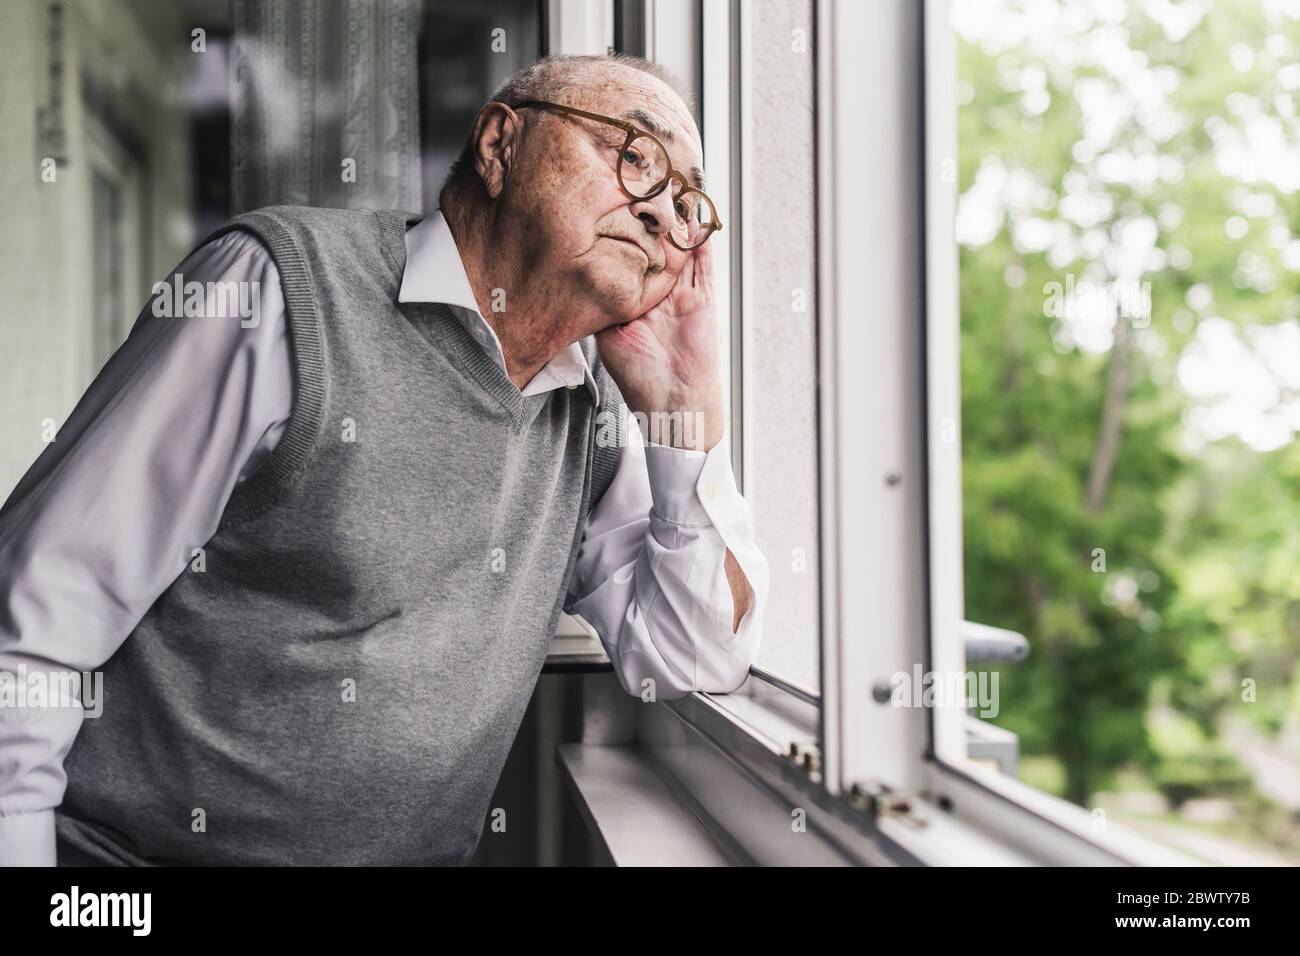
[0,53,768,866]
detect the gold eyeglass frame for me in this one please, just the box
[513,99,723,251]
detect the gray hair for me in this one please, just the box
[441,53,693,195]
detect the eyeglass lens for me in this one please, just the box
[617,134,714,249]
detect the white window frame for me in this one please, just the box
[810,0,1194,865]
[814,0,931,801]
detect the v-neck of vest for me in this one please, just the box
[429,301,537,425]
[379,210,537,428]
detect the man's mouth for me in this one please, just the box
[605,236,649,263]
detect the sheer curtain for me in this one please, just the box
[231,0,423,213]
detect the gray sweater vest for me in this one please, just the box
[55,205,627,865]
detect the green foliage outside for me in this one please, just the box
[957,0,1300,859]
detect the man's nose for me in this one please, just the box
[630,189,676,235]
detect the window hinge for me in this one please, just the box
[847,780,928,829]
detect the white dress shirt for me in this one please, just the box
[0,209,769,866]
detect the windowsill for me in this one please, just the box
[559,671,1202,866]
[561,674,1019,865]
[556,743,737,866]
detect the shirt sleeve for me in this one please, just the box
[564,406,770,701]
[0,229,294,866]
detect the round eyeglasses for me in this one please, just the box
[514,99,722,251]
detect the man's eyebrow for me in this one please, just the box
[623,107,706,190]
[624,108,673,141]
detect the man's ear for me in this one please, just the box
[470,103,522,199]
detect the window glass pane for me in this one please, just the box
[746,0,820,693]
[955,0,1300,865]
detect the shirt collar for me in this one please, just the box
[397,209,599,402]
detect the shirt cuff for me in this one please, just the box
[0,808,57,866]
[643,432,748,533]
[643,441,710,525]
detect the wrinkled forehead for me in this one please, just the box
[569,64,705,185]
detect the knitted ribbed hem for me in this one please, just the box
[376,209,419,277]
[429,303,529,425]
[192,210,329,526]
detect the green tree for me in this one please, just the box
[957,0,1300,809]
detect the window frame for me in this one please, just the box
[813,0,931,801]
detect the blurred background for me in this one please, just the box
[956,0,1300,865]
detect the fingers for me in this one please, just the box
[689,237,713,293]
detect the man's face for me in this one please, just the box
[505,65,705,334]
